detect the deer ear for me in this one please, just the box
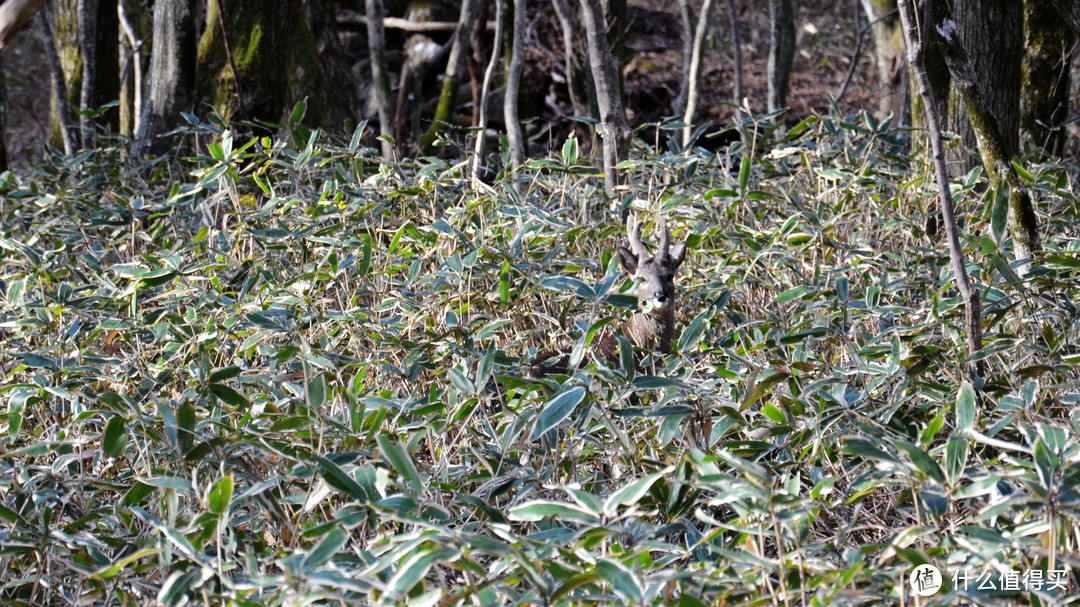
[668,242,687,268]
[618,246,638,274]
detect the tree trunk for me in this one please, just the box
[579,0,631,200]
[46,0,80,150]
[725,0,743,118]
[117,0,149,137]
[860,0,908,125]
[932,2,1041,268]
[420,0,481,151]
[39,10,76,154]
[674,0,693,115]
[136,0,197,156]
[683,0,715,146]
[551,0,595,119]
[365,0,394,160]
[77,0,119,145]
[766,0,795,112]
[946,0,1022,173]
[907,0,949,133]
[504,0,526,174]
[0,59,7,171]
[0,0,45,50]
[1021,0,1073,157]
[196,0,357,129]
[897,0,982,365]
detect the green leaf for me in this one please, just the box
[738,156,752,194]
[207,475,233,515]
[302,527,346,571]
[955,381,976,433]
[530,386,587,440]
[102,415,127,458]
[289,99,308,126]
[595,558,644,605]
[7,387,38,438]
[307,373,327,409]
[603,468,671,516]
[210,383,249,409]
[892,439,946,484]
[990,186,1009,245]
[945,435,968,485]
[358,234,373,278]
[508,500,599,523]
[775,285,811,302]
[376,434,424,493]
[561,135,579,166]
[176,402,196,455]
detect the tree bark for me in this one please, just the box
[504,0,526,174]
[766,0,795,112]
[898,0,982,364]
[860,0,908,125]
[579,0,631,200]
[366,0,394,160]
[931,5,1041,268]
[0,0,45,50]
[39,10,76,154]
[1021,0,1073,157]
[683,0,715,146]
[420,0,481,151]
[196,0,357,129]
[946,0,1022,173]
[136,0,197,156]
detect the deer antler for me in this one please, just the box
[658,216,671,263]
[626,213,647,260]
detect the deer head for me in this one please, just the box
[616,213,686,352]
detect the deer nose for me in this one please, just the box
[654,291,667,303]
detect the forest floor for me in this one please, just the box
[1,0,877,168]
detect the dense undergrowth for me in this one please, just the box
[1,109,1080,606]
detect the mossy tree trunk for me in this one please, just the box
[46,0,80,149]
[196,0,357,129]
[860,0,908,125]
[1021,0,1073,157]
[946,0,1022,174]
[136,0,198,156]
[932,0,1041,268]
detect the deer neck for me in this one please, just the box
[625,305,676,354]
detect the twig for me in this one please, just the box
[833,0,863,104]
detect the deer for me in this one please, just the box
[530,212,687,376]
